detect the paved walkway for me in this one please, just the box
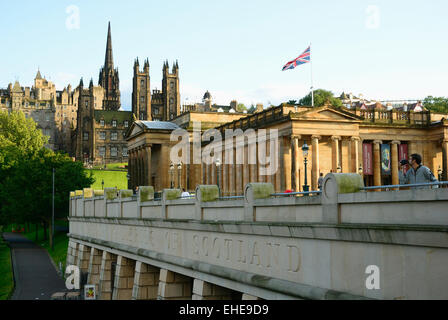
[3,233,66,300]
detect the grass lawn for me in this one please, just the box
[0,230,14,300]
[92,162,127,171]
[87,169,128,190]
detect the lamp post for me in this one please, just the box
[438,166,443,182]
[216,158,221,195]
[177,162,182,189]
[169,163,174,189]
[51,167,55,251]
[302,142,309,192]
[101,179,104,190]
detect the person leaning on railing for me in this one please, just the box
[400,154,438,189]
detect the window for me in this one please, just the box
[112,120,117,127]
[122,147,128,157]
[100,119,105,127]
[169,98,174,105]
[110,147,118,157]
[111,132,118,140]
[99,147,106,157]
[141,80,144,87]
[124,121,129,128]
[85,101,88,108]
[83,132,89,141]
[140,96,145,103]
[170,81,174,89]
[99,132,106,140]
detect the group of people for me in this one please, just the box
[316,153,439,190]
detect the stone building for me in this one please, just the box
[132,58,180,122]
[0,73,76,152]
[127,103,448,193]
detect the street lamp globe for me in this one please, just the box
[302,143,309,158]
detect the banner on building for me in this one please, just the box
[381,144,391,175]
[363,143,373,175]
[399,144,409,174]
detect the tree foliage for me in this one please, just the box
[423,96,448,113]
[0,110,47,169]
[0,110,93,231]
[236,103,247,112]
[298,89,343,108]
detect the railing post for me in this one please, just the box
[162,189,181,219]
[104,188,118,218]
[119,190,133,219]
[194,185,219,221]
[138,186,154,219]
[321,173,364,224]
[244,183,274,222]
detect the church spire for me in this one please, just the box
[104,22,114,71]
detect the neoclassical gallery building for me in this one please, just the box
[126,104,448,194]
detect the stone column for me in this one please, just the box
[373,140,383,187]
[442,140,448,181]
[146,145,152,186]
[128,152,132,189]
[157,269,193,300]
[132,261,160,300]
[283,136,292,191]
[391,141,400,185]
[229,144,235,195]
[341,138,351,173]
[192,279,235,300]
[275,136,282,192]
[87,248,103,294]
[249,139,257,184]
[351,137,361,173]
[311,135,321,190]
[76,244,90,273]
[112,256,136,300]
[98,251,117,300]
[66,241,78,267]
[243,142,250,190]
[331,136,341,173]
[291,136,300,191]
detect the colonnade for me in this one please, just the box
[66,241,261,300]
[127,135,448,193]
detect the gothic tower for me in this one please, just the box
[132,58,151,121]
[75,78,95,162]
[98,22,121,111]
[162,60,180,121]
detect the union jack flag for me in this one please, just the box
[282,46,311,71]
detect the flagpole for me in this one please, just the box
[310,43,314,107]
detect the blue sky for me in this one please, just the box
[1,0,447,110]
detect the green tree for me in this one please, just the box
[298,89,343,108]
[0,110,93,247]
[0,110,47,169]
[423,96,448,113]
[0,149,93,247]
[236,103,247,112]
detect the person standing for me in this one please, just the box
[317,173,324,191]
[403,154,438,188]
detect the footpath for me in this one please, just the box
[3,233,66,300]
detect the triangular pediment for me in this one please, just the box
[126,121,145,139]
[294,106,361,121]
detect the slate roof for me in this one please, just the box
[140,121,180,130]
